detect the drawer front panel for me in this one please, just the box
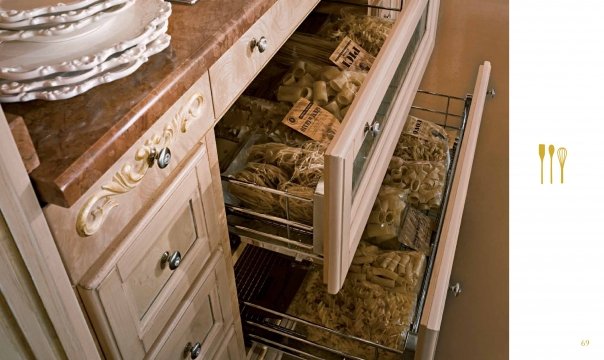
[324,0,437,294]
[417,62,491,351]
[212,327,241,360]
[150,252,233,360]
[44,72,214,285]
[79,143,223,359]
[210,0,318,118]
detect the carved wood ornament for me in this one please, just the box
[76,94,204,237]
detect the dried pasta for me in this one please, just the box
[383,158,447,211]
[276,60,368,121]
[228,162,289,216]
[394,116,450,163]
[287,242,427,358]
[362,186,409,250]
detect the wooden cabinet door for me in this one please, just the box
[148,253,234,360]
[80,143,220,359]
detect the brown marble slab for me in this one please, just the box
[6,113,40,174]
[1,0,278,207]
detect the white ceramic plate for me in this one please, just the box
[0,32,171,102]
[0,20,168,95]
[0,0,101,24]
[0,0,134,42]
[0,0,171,80]
[0,0,131,30]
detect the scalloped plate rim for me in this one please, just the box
[0,0,171,80]
[0,0,132,30]
[0,0,101,23]
[0,33,171,102]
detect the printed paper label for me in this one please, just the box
[282,98,340,143]
[329,36,375,71]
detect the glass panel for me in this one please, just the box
[351,4,429,196]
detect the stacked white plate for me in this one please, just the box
[0,0,172,102]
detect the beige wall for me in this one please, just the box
[419,1,509,359]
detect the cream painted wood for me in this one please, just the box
[146,251,233,360]
[324,0,439,294]
[417,62,491,347]
[209,0,319,119]
[78,142,222,359]
[0,293,35,360]
[43,72,214,285]
[205,128,247,355]
[0,109,100,359]
[0,212,65,360]
[212,327,242,360]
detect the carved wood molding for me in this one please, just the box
[76,94,205,237]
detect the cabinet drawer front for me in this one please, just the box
[210,0,318,118]
[44,72,214,285]
[79,143,222,359]
[324,0,437,293]
[415,62,491,360]
[212,327,243,360]
[149,252,233,360]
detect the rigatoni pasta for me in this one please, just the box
[276,60,368,121]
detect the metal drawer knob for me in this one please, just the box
[251,36,268,53]
[487,88,496,98]
[184,341,201,359]
[161,251,181,270]
[449,282,462,297]
[364,122,381,136]
[148,147,171,169]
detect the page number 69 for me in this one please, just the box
[581,339,590,347]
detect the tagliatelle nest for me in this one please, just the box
[229,162,289,216]
[278,183,314,224]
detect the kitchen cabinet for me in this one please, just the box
[0,0,491,359]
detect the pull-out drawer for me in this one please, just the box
[145,251,238,360]
[220,0,446,294]
[210,0,319,118]
[44,72,215,284]
[78,142,221,359]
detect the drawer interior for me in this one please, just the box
[217,0,431,259]
[230,87,472,359]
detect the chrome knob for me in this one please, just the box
[449,282,462,297]
[148,147,171,169]
[364,122,380,136]
[184,342,201,359]
[161,251,181,270]
[251,36,268,53]
[487,88,496,98]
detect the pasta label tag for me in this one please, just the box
[403,116,449,143]
[330,36,375,71]
[282,98,340,143]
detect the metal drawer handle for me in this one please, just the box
[251,36,268,53]
[449,282,462,297]
[148,147,171,169]
[161,251,182,270]
[184,341,201,359]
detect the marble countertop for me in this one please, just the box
[2,0,277,207]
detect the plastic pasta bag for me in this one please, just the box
[276,59,367,121]
[394,115,450,164]
[317,10,394,57]
[288,242,427,358]
[383,157,447,211]
[362,185,409,250]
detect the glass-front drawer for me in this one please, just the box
[218,0,439,295]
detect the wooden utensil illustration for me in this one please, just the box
[548,145,555,184]
[539,144,545,184]
[557,147,567,184]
